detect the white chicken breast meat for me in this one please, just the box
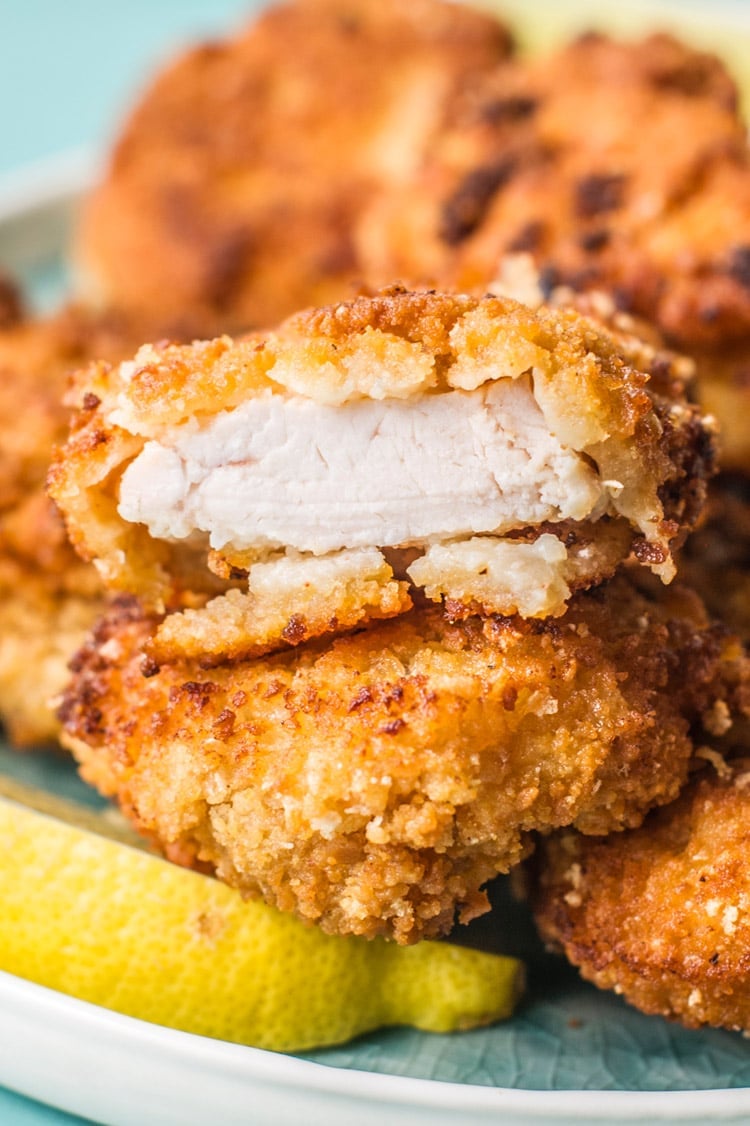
[49,289,715,663]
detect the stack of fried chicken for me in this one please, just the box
[5,0,750,1034]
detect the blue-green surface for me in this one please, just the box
[0,1,263,176]
[0,1089,88,1126]
[3,743,750,1106]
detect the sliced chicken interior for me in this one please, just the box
[117,376,607,554]
[49,290,715,658]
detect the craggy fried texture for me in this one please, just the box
[691,347,750,473]
[58,576,748,943]
[0,560,99,746]
[679,475,750,641]
[48,288,716,665]
[358,31,750,470]
[363,32,750,349]
[0,303,173,745]
[74,0,513,336]
[148,550,413,667]
[73,12,750,470]
[531,759,750,1033]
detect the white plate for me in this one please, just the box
[4,970,750,1126]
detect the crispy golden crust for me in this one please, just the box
[58,576,747,942]
[357,30,750,469]
[679,475,750,641]
[74,15,750,471]
[364,32,750,349]
[48,288,716,641]
[0,559,100,746]
[0,301,173,551]
[75,0,512,335]
[148,550,413,666]
[691,347,750,474]
[0,303,171,745]
[531,759,750,1032]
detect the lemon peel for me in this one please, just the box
[0,777,524,1051]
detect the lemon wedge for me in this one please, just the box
[0,775,523,1051]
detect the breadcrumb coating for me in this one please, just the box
[0,303,169,745]
[0,559,99,746]
[48,289,715,665]
[148,549,412,666]
[679,475,750,641]
[357,30,750,472]
[364,31,750,351]
[72,11,750,471]
[74,0,512,335]
[58,576,748,943]
[531,759,750,1033]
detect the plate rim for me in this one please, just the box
[0,148,97,222]
[3,969,750,1123]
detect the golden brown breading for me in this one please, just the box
[147,550,413,667]
[0,303,172,745]
[75,11,750,471]
[363,31,750,350]
[530,759,750,1033]
[58,575,749,943]
[690,347,750,473]
[48,288,716,665]
[678,475,750,641]
[358,30,750,471]
[0,559,100,746]
[74,0,513,335]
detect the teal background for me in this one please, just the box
[0,1,263,175]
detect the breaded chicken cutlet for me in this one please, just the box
[367,28,750,474]
[364,31,749,351]
[0,302,171,745]
[74,8,750,472]
[58,575,750,943]
[530,758,750,1034]
[74,0,513,336]
[48,288,716,667]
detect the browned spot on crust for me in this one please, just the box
[440,157,518,245]
[281,614,308,645]
[575,173,627,218]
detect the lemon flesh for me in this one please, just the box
[0,776,523,1051]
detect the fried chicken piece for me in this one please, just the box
[48,288,715,663]
[678,475,750,641]
[76,10,750,469]
[0,303,171,745]
[58,575,748,943]
[530,758,750,1033]
[74,0,513,336]
[0,559,99,746]
[359,31,750,471]
[690,347,750,474]
[364,32,749,348]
